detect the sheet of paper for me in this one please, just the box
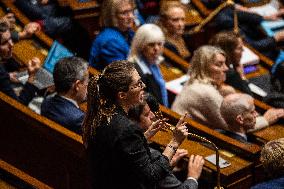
[166,75,190,95]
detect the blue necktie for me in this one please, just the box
[149,64,169,107]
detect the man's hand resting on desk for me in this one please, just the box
[187,155,204,180]
[27,57,41,84]
[263,108,284,125]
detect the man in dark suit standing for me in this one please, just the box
[41,57,88,134]
[219,93,258,143]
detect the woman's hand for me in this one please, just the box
[9,72,20,83]
[27,57,41,83]
[144,118,167,140]
[172,113,189,145]
[170,149,188,167]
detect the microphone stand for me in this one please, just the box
[187,133,224,189]
[155,110,224,189]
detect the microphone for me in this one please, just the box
[187,133,224,189]
[152,101,224,189]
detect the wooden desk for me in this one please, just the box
[250,124,284,144]
[151,130,253,189]
[0,92,91,189]
[13,40,48,66]
[191,0,212,16]
[0,159,53,189]
[67,0,99,19]
[66,0,100,38]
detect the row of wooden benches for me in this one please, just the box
[0,1,283,188]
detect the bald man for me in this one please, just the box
[219,93,258,143]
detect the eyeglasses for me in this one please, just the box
[130,79,145,90]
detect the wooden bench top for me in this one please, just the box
[0,159,53,189]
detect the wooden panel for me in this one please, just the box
[191,0,212,16]
[12,40,48,66]
[0,159,53,189]
[151,130,253,189]
[0,92,91,189]
[250,124,284,143]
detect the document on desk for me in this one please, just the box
[205,154,231,168]
[166,75,190,95]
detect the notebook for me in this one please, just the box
[17,41,73,89]
[166,75,190,95]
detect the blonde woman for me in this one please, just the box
[172,45,284,130]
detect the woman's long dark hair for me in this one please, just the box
[82,60,135,147]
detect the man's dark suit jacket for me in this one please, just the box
[0,63,38,105]
[218,129,248,144]
[41,95,84,134]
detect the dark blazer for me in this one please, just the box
[226,68,253,96]
[0,63,38,105]
[250,176,284,189]
[150,148,198,189]
[88,107,171,189]
[41,95,84,134]
[134,62,164,105]
[218,129,248,144]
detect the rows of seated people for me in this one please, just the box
[1,0,284,188]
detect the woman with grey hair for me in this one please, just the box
[172,45,284,131]
[89,0,135,70]
[251,138,284,189]
[128,23,169,107]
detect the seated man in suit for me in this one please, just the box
[41,57,88,134]
[251,138,284,189]
[219,93,258,143]
[0,21,40,105]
